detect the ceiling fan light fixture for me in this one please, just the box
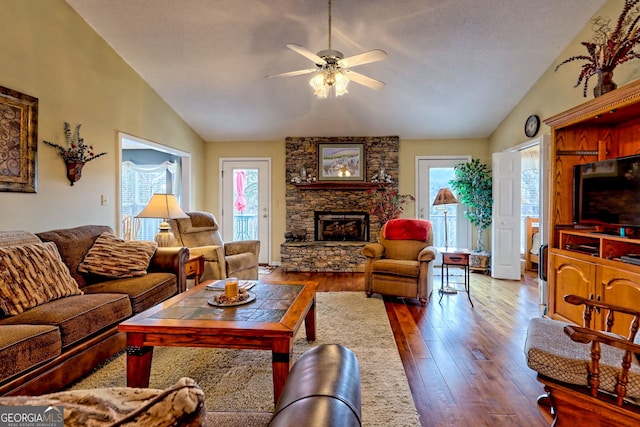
[334,71,349,96]
[309,69,349,98]
[269,0,386,97]
[310,73,329,98]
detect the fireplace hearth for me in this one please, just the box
[315,211,369,242]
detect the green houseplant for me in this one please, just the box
[449,158,493,253]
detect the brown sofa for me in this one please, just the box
[0,225,188,397]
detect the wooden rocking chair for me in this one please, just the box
[525,295,640,426]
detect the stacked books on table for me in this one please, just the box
[205,280,258,291]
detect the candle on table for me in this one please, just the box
[225,278,239,298]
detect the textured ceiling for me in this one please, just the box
[66,0,606,142]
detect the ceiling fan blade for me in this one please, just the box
[346,70,385,90]
[266,68,318,79]
[339,49,387,68]
[286,43,326,65]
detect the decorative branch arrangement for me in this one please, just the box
[366,187,415,225]
[43,122,107,185]
[44,122,107,163]
[555,0,640,97]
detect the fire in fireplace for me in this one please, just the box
[315,211,369,242]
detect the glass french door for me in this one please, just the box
[417,157,471,261]
[220,159,270,264]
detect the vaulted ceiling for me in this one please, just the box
[66,0,606,142]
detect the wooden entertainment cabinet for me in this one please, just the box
[544,80,640,336]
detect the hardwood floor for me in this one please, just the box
[265,268,549,426]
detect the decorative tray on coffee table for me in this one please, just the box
[207,292,256,307]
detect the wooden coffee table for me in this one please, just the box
[118,280,317,404]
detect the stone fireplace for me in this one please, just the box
[280,136,399,272]
[315,211,369,242]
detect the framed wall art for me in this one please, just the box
[0,85,38,192]
[317,142,365,181]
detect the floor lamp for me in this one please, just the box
[433,188,459,293]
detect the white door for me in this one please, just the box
[220,159,271,264]
[416,157,471,261]
[491,151,521,279]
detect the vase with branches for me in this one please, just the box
[366,187,415,226]
[43,122,107,185]
[555,0,640,97]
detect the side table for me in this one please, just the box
[439,248,473,306]
[185,254,205,288]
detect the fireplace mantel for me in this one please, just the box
[293,182,386,191]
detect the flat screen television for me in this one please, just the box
[573,154,640,228]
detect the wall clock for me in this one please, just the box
[525,114,540,138]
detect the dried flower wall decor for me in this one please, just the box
[44,122,107,186]
[555,0,640,97]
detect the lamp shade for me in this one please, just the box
[136,194,188,220]
[135,194,188,247]
[433,188,458,206]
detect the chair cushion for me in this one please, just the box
[383,219,432,241]
[372,259,419,277]
[525,316,640,399]
[0,377,206,427]
[78,232,157,278]
[0,242,83,316]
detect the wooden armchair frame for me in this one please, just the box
[536,294,640,426]
[525,217,539,272]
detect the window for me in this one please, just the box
[121,160,180,241]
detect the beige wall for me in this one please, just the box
[490,0,640,152]
[0,0,205,233]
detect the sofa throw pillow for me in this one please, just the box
[78,232,158,278]
[0,242,83,316]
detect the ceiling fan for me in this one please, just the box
[266,0,387,98]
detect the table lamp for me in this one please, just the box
[136,193,188,247]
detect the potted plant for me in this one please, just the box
[449,158,493,267]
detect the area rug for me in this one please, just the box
[69,292,420,426]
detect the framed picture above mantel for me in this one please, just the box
[317,142,365,181]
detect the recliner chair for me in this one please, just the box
[168,211,260,281]
[362,219,436,306]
